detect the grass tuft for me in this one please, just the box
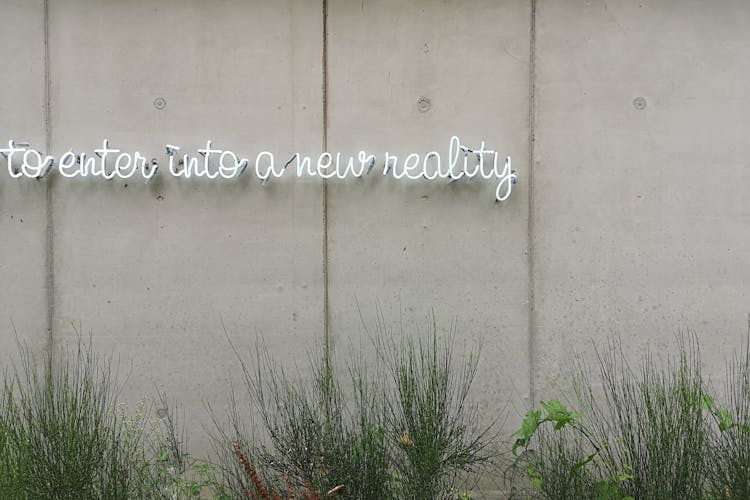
[213,314,496,499]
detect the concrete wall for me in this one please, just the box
[1,0,749,494]
[532,0,750,396]
[0,0,48,359]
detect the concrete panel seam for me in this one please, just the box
[322,0,330,357]
[527,0,537,406]
[44,0,55,356]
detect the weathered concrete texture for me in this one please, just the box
[47,0,325,455]
[532,0,750,397]
[326,0,532,456]
[6,3,750,493]
[0,0,48,361]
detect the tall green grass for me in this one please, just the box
[0,375,14,498]
[706,339,750,499]
[581,338,708,499]
[213,338,398,499]
[0,340,146,498]
[0,338,200,499]
[375,318,496,499]
[213,316,497,500]
[512,335,713,499]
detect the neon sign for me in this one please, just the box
[0,137,517,201]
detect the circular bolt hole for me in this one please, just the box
[153,97,167,110]
[417,96,431,113]
[632,96,646,110]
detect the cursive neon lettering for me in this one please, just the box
[0,137,517,201]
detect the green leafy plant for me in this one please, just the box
[512,401,580,456]
[512,335,710,500]
[511,400,630,499]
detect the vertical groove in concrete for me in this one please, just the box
[322,0,330,357]
[526,0,537,406]
[43,0,55,356]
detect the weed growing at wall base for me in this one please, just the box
[0,339,148,498]
[374,317,498,499]
[510,332,750,500]
[706,339,750,499]
[211,335,394,499]
[212,315,498,500]
[0,336,221,499]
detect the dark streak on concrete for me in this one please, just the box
[322,0,331,358]
[527,0,537,406]
[44,0,55,358]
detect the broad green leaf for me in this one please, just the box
[512,409,541,455]
[541,400,578,429]
[512,409,541,439]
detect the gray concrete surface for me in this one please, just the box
[532,0,750,400]
[46,0,325,456]
[326,0,532,430]
[0,0,48,360]
[1,0,749,496]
